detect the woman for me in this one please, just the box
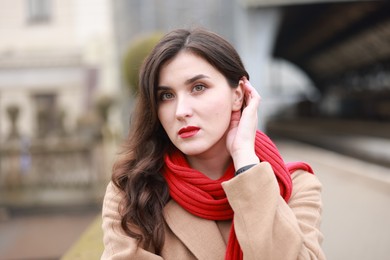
[102,28,325,259]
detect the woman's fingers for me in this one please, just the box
[242,77,261,110]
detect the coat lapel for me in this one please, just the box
[163,200,226,260]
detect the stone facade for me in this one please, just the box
[0,0,121,141]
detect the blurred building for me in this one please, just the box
[0,0,120,141]
[0,0,121,212]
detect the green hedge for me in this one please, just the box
[123,33,163,94]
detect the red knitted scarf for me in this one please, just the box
[163,130,313,259]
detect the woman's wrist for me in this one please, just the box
[232,150,260,172]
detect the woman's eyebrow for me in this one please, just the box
[185,74,209,85]
[157,74,210,90]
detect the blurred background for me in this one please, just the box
[0,0,389,259]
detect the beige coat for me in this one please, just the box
[101,162,325,259]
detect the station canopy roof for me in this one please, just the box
[271,0,390,91]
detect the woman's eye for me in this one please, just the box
[160,92,174,101]
[192,84,206,92]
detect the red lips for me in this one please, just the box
[178,126,200,138]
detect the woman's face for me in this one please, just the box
[157,51,242,158]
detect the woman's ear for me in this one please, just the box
[232,79,245,111]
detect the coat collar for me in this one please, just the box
[163,200,226,260]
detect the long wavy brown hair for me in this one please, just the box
[112,28,249,254]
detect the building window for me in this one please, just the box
[27,0,52,23]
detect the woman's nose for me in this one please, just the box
[175,96,192,119]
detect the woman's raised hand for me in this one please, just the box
[226,77,261,170]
